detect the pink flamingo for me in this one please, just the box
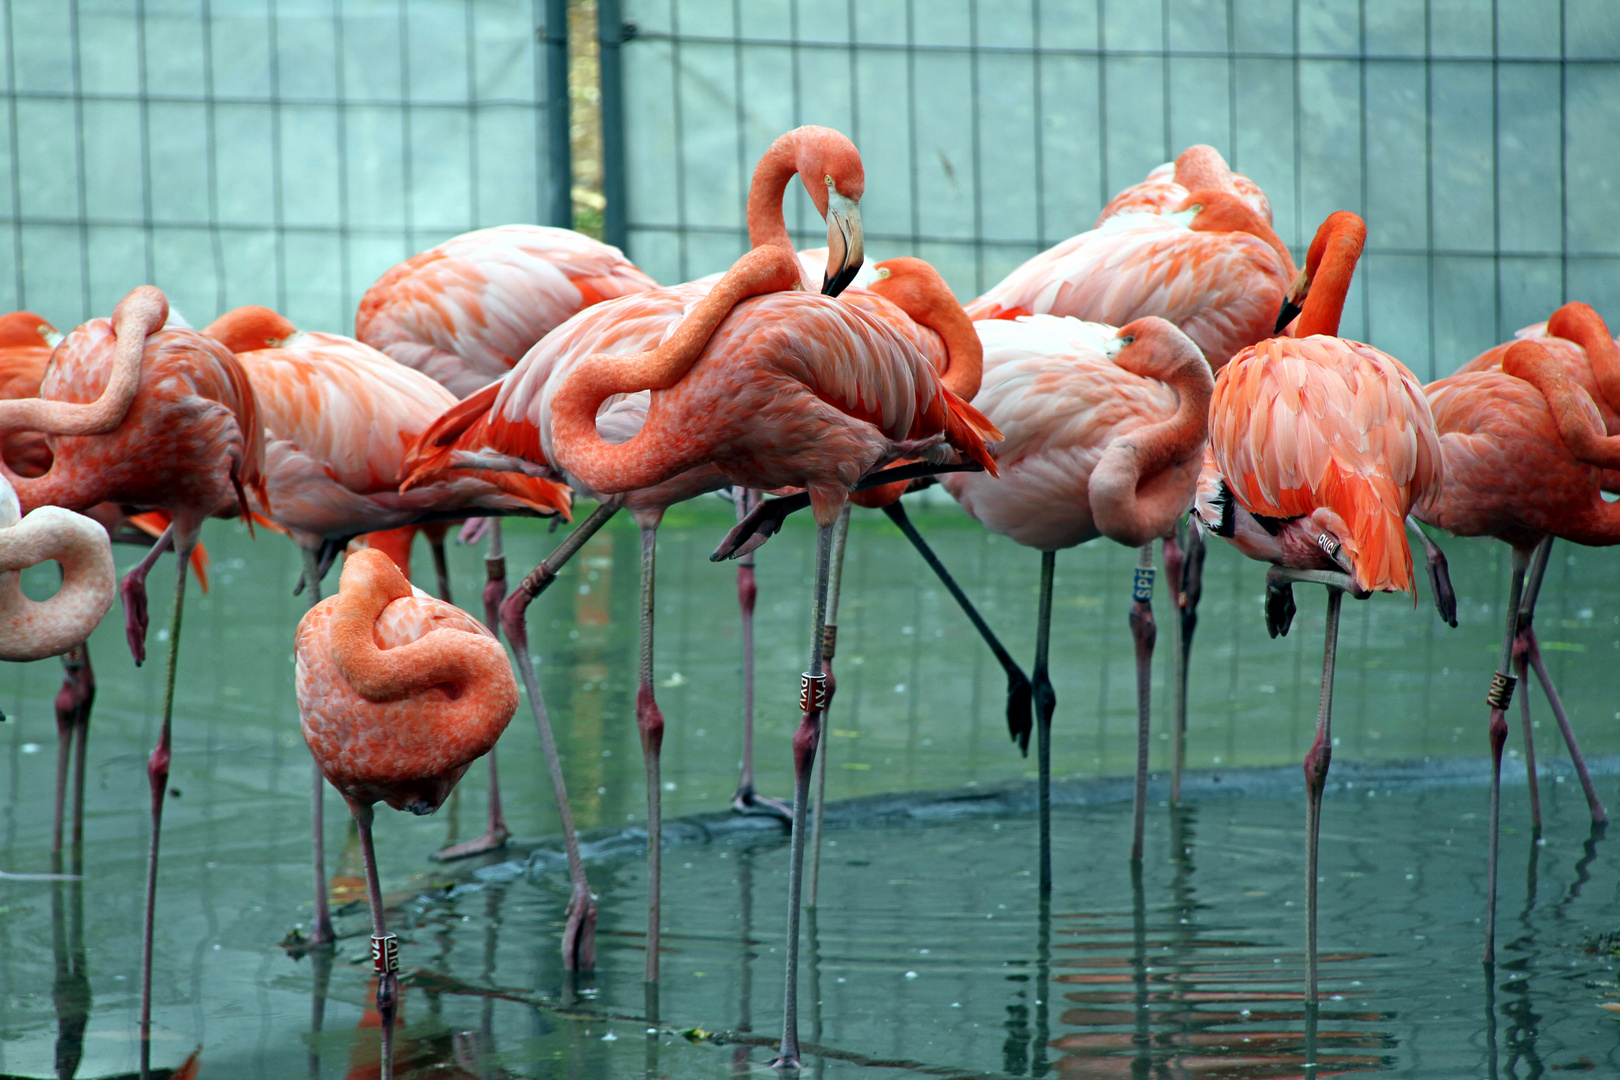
[356,224,657,855]
[1195,211,1443,1003]
[940,315,1212,878]
[1095,144,1272,226]
[202,303,568,940]
[296,547,517,1080]
[403,125,873,976]
[546,242,997,1064]
[0,286,267,1076]
[1416,338,1620,961]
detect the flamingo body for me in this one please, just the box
[964,206,1293,368]
[356,225,658,397]
[296,548,517,815]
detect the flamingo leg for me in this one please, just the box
[1515,646,1541,831]
[66,644,93,856]
[51,641,93,858]
[771,520,835,1069]
[732,489,790,820]
[636,523,666,983]
[1515,537,1607,826]
[138,538,191,1080]
[1129,544,1157,863]
[429,533,453,605]
[435,521,512,860]
[1303,583,1344,1005]
[302,549,337,949]
[882,500,1033,754]
[1169,522,1204,806]
[118,522,176,667]
[1484,545,1530,966]
[1409,517,1458,627]
[498,503,619,970]
[807,504,851,909]
[1033,550,1057,896]
[348,799,398,1080]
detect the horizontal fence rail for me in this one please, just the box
[613,0,1620,380]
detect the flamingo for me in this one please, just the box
[1415,338,1620,962]
[1095,144,1273,226]
[356,224,657,854]
[0,286,266,1076]
[546,243,998,1065]
[938,315,1212,879]
[295,546,518,1080]
[403,124,873,976]
[1193,211,1443,1003]
[201,303,568,940]
[0,471,115,877]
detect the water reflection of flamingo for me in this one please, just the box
[297,548,518,1080]
[1415,338,1620,962]
[1195,211,1443,1004]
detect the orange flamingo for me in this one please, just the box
[202,303,567,939]
[1095,144,1272,226]
[356,224,657,852]
[1194,211,1442,1003]
[547,242,997,1064]
[0,286,266,1075]
[403,125,873,976]
[964,189,1295,370]
[940,314,1212,878]
[296,547,517,1080]
[1416,338,1620,962]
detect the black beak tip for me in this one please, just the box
[1274,299,1303,335]
[822,263,860,298]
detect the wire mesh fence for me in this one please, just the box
[0,0,570,336]
[613,0,1620,379]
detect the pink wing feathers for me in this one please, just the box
[356,225,659,397]
[1209,336,1442,594]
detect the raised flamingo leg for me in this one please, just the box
[1169,522,1205,806]
[635,521,666,982]
[807,504,851,908]
[1409,516,1458,627]
[301,549,337,949]
[118,522,176,667]
[434,520,512,860]
[771,520,836,1069]
[498,503,618,970]
[1033,551,1057,896]
[1515,537,1607,826]
[1128,544,1157,863]
[732,489,791,820]
[347,799,399,1080]
[882,500,1033,754]
[138,536,192,1080]
[1483,545,1531,966]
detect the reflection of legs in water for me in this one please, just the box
[307,944,334,1080]
[50,870,90,1080]
[733,845,756,1077]
[1130,861,1150,1080]
[1032,892,1051,1078]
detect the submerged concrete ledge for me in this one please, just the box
[441,752,1620,894]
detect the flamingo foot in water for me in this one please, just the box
[562,881,598,971]
[731,784,793,823]
[433,823,510,861]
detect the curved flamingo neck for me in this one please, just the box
[747,136,808,259]
[1547,302,1620,415]
[0,505,114,661]
[1172,146,1232,194]
[204,306,296,354]
[1295,214,1366,339]
[1504,340,1620,472]
[0,286,166,439]
[551,246,803,494]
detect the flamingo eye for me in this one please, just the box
[1120,335,1135,345]
[876,267,890,279]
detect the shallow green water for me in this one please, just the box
[0,498,1618,1077]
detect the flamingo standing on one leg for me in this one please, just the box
[357,224,657,857]
[0,287,267,1078]
[404,125,874,975]
[938,316,1212,878]
[546,243,998,1063]
[296,547,517,1080]
[1194,211,1443,1004]
[202,304,568,942]
[1415,339,1620,962]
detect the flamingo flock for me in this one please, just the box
[0,126,1612,1078]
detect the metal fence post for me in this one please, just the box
[597,0,629,253]
[544,0,572,229]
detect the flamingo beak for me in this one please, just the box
[823,192,864,297]
[1274,268,1309,334]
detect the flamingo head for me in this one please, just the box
[203,305,297,354]
[0,311,59,350]
[1277,210,1368,334]
[790,126,866,297]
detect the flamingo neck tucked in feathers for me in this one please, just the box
[1547,302,1620,416]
